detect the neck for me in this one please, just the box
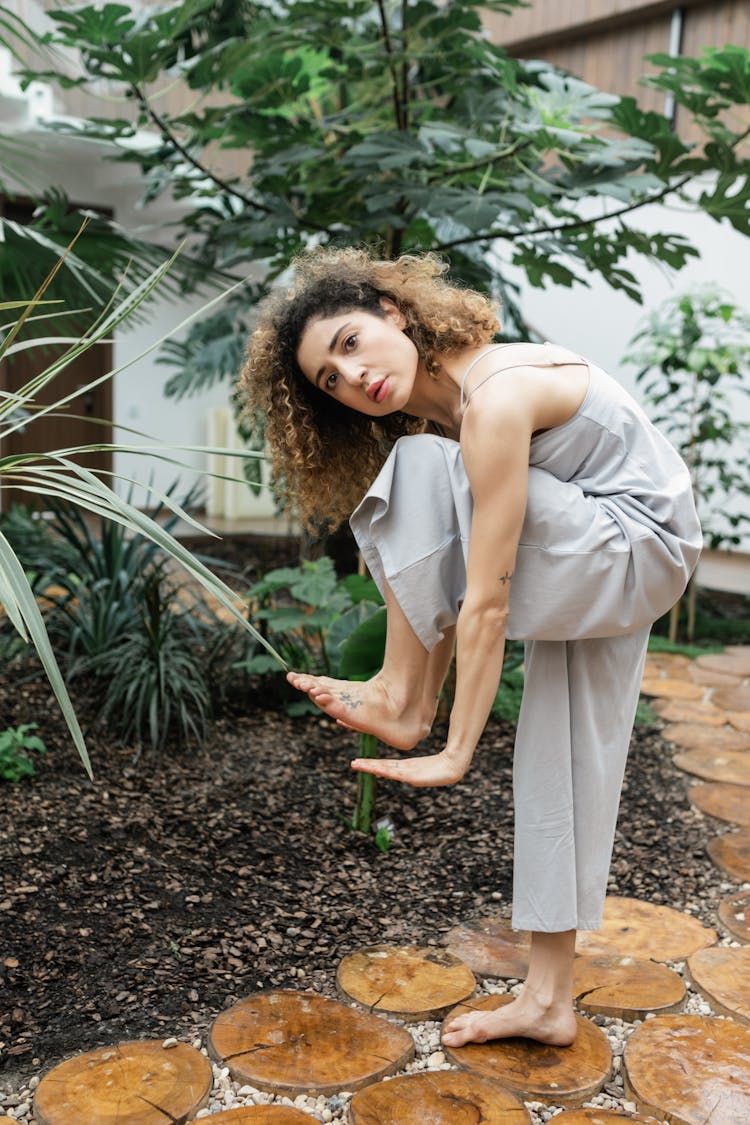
[403,346,492,433]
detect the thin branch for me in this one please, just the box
[377,0,405,130]
[426,137,535,184]
[435,121,750,252]
[129,82,333,236]
[434,171,695,251]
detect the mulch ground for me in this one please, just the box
[0,663,724,1092]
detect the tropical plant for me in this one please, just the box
[4,1,750,378]
[0,233,286,777]
[0,723,46,782]
[627,287,750,640]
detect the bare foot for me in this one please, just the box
[286,671,430,750]
[441,991,577,1048]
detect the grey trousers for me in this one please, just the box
[350,434,700,932]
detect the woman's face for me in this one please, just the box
[296,298,420,416]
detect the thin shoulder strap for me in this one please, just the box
[459,343,514,412]
[460,343,588,413]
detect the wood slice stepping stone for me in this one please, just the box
[208,990,414,1096]
[697,649,750,677]
[707,829,750,880]
[572,955,685,1019]
[729,710,750,733]
[719,888,750,943]
[652,697,729,726]
[33,1040,212,1125]
[661,722,750,753]
[576,897,716,961]
[688,781,750,825]
[444,918,531,979]
[639,676,703,700]
[348,1070,531,1124]
[687,946,750,1024]
[207,1111,315,1123]
[689,663,742,687]
[643,652,691,675]
[544,1112,661,1124]
[442,995,611,1106]
[673,748,750,786]
[624,1014,750,1124]
[336,944,476,1019]
[713,683,750,713]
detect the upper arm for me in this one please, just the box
[460,387,535,618]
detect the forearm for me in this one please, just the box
[444,602,507,774]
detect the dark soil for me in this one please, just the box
[0,658,727,1090]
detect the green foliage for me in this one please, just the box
[243,558,383,697]
[6,1,750,385]
[491,639,525,724]
[3,498,249,756]
[0,724,46,782]
[0,244,285,775]
[628,287,750,551]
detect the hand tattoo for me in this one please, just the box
[498,571,514,585]
[338,690,363,710]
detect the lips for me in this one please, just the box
[368,377,389,404]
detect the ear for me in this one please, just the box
[379,296,407,329]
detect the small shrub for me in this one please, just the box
[0,724,46,782]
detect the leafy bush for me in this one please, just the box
[0,724,46,782]
[3,497,249,756]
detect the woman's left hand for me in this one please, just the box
[350,748,469,788]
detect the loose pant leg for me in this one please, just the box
[511,629,649,933]
[349,433,695,932]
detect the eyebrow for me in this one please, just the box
[314,323,350,388]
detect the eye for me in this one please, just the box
[343,333,358,352]
[325,371,338,390]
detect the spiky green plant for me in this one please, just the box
[0,229,286,776]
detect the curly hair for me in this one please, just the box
[237,246,500,532]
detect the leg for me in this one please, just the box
[288,581,437,750]
[442,930,577,1047]
[511,630,650,933]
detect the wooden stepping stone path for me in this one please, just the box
[336,944,475,1019]
[652,697,730,725]
[719,888,750,942]
[689,664,743,688]
[713,682,750,713]
[639,675,703,700]
[576,896,716,961]
[697,648,750,677]
[687,946,750,1024]
[624,1014,750,1124]
[207,1110,315,1123]
[33,1041,212,1125]
[661,721,750,753]
[442,995,612,1106]
[349,1070,531,1124]
[707,829,750,880]
[673,747,750,786]
[572,955,685,1019]
[444,918,531,979]
[688,781,750,825]
[729,709,750,733]
[643,652,692,674]
[661,720,750,756]
[208,990,414,1096]
[543,1112,661,1124]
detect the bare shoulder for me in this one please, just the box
[461,342,589,434]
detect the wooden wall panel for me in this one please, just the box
[487,0,710,48]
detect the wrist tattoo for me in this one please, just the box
[498,570,514,586]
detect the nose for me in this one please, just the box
[339,358,367,386]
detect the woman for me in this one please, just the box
[239,246,701,1048]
